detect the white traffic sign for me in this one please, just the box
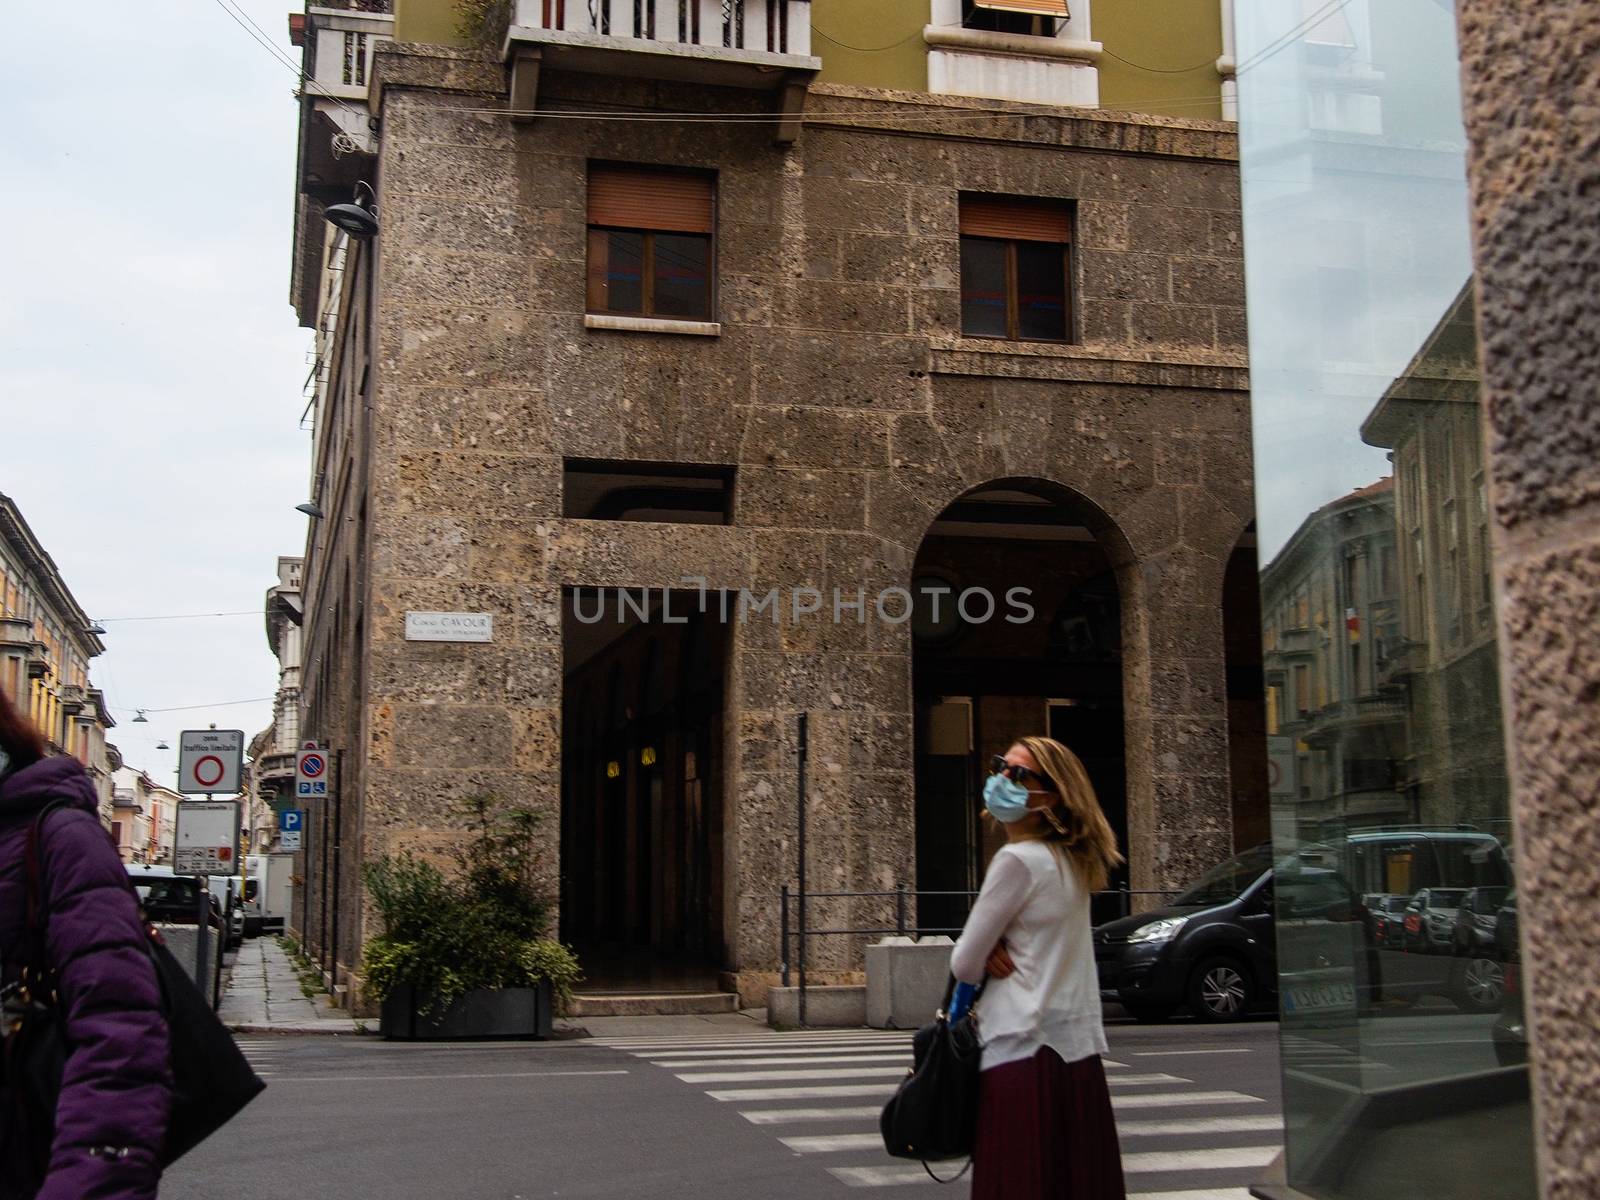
[177,729,245,795]
[280,830,303,851]
[174,801,241,876]
[296,747,330,799]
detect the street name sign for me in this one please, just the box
[174,801,241,876]
[177,729,245,795]
[404,611,494,643]
[296,746,329,800]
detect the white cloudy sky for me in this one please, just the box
[2,2,312,786]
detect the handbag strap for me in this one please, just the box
[923,1158,973,1184]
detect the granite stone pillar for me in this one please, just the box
[1458,3,1600,1196]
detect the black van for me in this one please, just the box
[1094,844,1281,1022]
[1096,831,1513,1022]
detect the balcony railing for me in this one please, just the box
[304,5,394,103]
[513,0,811,57]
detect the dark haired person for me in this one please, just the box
[950,735,1127,1200]
[0,691,171,1198]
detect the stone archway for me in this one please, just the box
[909,477,1142,926]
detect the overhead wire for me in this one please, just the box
[205,0,372,129]
[96,610,261,623]
[113,697,276,715]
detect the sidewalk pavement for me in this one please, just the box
[219,936,367,1035]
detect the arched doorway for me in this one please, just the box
[911,481,1132,931]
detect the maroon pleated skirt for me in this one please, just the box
[971,1047,1127,1200]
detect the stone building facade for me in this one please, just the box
[292,37,1257,1002]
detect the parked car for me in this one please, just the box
[1094,844,1370,1023]
[1401,888,1468,953]
[1452,885,1511,956]
[1491,890,1527,1066]
[126,866,223,929]
[1364,893,1411,947]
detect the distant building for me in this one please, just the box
[1260,478,1407,833]
[0,492,115,820]
[1361,285,1507,836]
[248,556,305,853]
[110,764,181,866]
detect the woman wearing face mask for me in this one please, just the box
[949,735,1126,1200]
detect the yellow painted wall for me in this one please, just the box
[395,0,469,47]
[1094,0,1224,120]
[810,0,928,92]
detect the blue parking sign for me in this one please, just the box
[281,809,305,833]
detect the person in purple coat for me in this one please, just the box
[0,690,171,1199]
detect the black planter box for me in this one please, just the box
[379,982,554,1040]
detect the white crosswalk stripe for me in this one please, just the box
[590,1028,1281,1192]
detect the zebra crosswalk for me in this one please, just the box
[234,1037,291,1079]
[590,1028,1282,1196]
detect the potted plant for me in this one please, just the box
[361,796,581,1040]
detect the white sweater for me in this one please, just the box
[950,839,1108,1071]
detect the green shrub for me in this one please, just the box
[361,795,581,1013]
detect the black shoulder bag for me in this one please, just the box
[2,801,265,1182]
[878,974,987,1182]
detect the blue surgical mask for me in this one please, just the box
[983,772,1033,824]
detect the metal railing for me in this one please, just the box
[777,882,1181,1024]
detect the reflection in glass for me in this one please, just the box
[1236,1,1534,1197]
[959,237,1008,337]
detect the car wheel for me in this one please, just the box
[1451,956,1504,1013]
[1122,1002,1174,1024]
[1188,956,1253,1022]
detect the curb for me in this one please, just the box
[228,1022,372,1036]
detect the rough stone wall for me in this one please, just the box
[360,45,1253,999]
[1457,4,1600,1196]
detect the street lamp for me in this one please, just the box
[86,622,108,636]
[324,181,379,239]
[295,502,325,519]
[156,740,170,751]
[132,710,148,724]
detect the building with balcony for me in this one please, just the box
[109,765,180,866]
[0,492,115,822]
[284,0,1261,1005]
[1259,478,1407,832]
[247,556,306,853]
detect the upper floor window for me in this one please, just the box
[586,164,715,321]
[959,195,1074,342]
[962,0,1066,36]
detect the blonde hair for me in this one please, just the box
[1010,735,1124,893]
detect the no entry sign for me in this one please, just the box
[177,729,245,795]
[296,745,330,799]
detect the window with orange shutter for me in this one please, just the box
[959,194,1074,342]
[586,163,716,321]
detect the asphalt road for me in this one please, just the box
[161,1019,1285,1200]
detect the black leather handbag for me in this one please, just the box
[2,801,265,1185]
[878,975,987,1181]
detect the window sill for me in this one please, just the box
[923,25,1102,65]
[584,313,721,337]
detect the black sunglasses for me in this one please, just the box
[990,755,1054,791]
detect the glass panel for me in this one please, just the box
[1015,241,1069,341]
[586,228,644,315]
[959,237,1008,338]
[651,233,711,320]
[1235,1,1534,1197]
